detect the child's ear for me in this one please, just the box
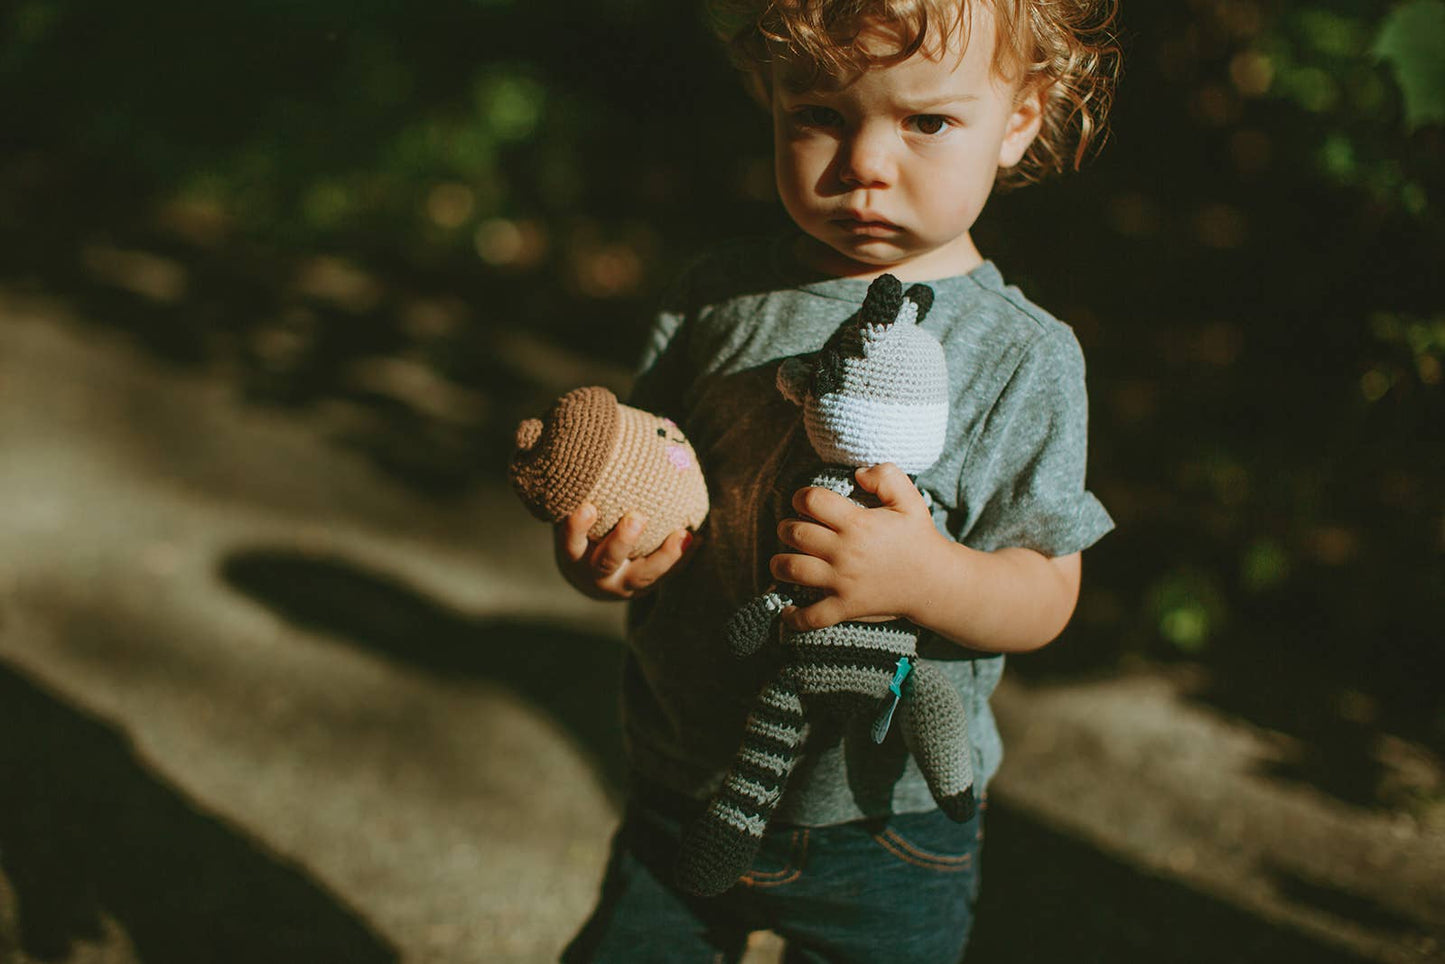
[998,83,1046,169]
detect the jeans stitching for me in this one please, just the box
[872,827,973,872]
[741,829,808,888]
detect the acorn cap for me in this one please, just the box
[508,386,621,521]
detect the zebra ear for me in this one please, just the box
[859,274,904,330]
[776,356,811,405]
[903,283,934,323]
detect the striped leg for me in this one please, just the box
[676,673,808,897]
[901,661,976,822]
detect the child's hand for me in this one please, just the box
[771,463,950,631]
[554,503,696,601]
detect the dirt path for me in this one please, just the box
[1,291,1441,963]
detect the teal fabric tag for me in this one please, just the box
[871,656,913,744]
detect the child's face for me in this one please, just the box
[770,7,1042,280]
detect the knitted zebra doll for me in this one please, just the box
[676,273,976,898]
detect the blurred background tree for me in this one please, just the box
[1,0,1441,814]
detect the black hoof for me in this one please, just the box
[939,787,977,823]
[676,820,755,897]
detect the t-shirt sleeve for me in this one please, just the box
[954,327,1114,556]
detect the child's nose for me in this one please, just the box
[837,129,893,188]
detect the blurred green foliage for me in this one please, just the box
[1248,0,1442,214]
[1,0,1441,799]
[1374,0,1445,129]
[1148,568,1229,653]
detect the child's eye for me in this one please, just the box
[793,106,844,128]
[906,114,951,136]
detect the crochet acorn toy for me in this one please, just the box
[509,386,709,557]
[676,274,975,897]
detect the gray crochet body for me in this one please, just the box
[676,276,976,898]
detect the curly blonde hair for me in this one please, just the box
[710,0,1121,188]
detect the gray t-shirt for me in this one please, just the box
[624,236,1113,826]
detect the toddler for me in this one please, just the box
[556,0,1119,960]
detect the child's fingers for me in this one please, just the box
[557,503,598,562]
[782,598,846,633]
[622,528,692,592]
[591,513,645,576]
[855,463,919,509]
[777,517,838,559]
[647,527,694,566]
[783,601,895,631]
[769,550,832,588]
[791,485,855,528]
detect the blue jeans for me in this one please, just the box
[562,781,984,964]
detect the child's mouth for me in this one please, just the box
[833,217,901,236]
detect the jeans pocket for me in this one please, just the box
[868,808,979,874]
[740,827,809,889]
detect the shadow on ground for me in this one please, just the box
[219,549,1397,962]
[964,802,1377,964]
[220,547,628,798]
[0,662,397,964]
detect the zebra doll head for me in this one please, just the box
[776,273,949,475]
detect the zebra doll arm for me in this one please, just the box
[723,588,792,656]
[900,660,977,822]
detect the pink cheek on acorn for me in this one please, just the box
[666,445,692,471]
